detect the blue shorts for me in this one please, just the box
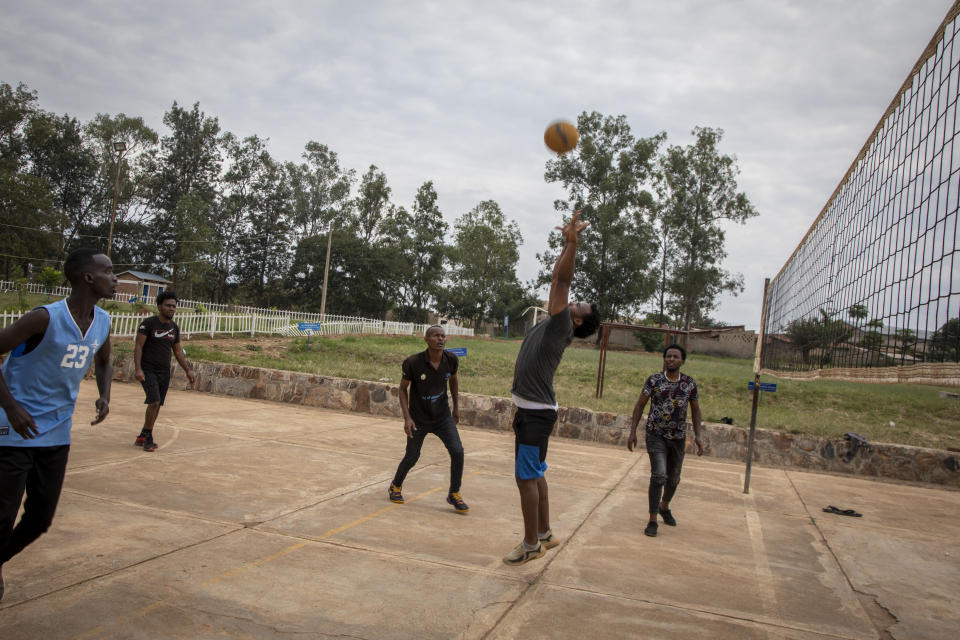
[513,408,557,479]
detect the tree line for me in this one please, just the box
[1,81,758,331]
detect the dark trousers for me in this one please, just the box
[646,432,685,515]
[392,415,464,493]
[0,445,70,565]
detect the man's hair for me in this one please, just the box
[663,343,687,361]
[157,291,178,305]
[573,303,601,339]
[424,324,444,336]
[63,248,101,285]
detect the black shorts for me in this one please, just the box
[141,367,170,405]
[513,407,558,479]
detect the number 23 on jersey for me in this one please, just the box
[60,344,90,369]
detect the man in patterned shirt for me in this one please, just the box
[627,343,703,538]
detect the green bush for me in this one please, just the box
[35,267,63,290]
[634,329,663,352]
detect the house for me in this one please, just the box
[115,270,171,302]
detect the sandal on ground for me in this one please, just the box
[822,505,862,517]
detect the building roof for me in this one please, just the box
[116,270,172,284]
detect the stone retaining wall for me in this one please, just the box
[110,354,959,488]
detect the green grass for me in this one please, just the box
[179,334,960,450]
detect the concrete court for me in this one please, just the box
[0,381,957,640]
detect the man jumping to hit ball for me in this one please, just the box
[504,209,601,566]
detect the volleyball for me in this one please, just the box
[544,120,579,154]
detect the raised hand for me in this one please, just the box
[555,209,590,243]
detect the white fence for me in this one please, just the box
[0,309,474,339]
[0,280,225,312]
[0,280,474,337]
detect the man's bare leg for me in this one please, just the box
[517,477,540,546]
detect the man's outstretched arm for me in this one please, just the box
[548,209,589,316]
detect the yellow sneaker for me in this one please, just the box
[388,483,405,504]
[446,492,469,514]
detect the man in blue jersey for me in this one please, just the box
[503,210,601,566]
[0,248,116,601]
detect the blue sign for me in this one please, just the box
[298,322,324,331]
[748,381,778,392]
[446,347,467,357]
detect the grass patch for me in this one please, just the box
[178,334,960,449]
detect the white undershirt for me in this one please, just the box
[512,393,558,411]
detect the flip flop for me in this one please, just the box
[823,505,862,517]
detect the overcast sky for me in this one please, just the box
[2,0,955,328]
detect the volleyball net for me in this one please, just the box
[760,2,960,385]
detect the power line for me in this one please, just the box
[0,251,210,268]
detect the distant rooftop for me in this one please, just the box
[116,270,172,284]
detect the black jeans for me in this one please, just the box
[0,445,70,565]
[392,415,464,493]
[646,432,685,515]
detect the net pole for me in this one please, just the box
[744,278,770,494]
[595,324,610,399]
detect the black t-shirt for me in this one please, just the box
[137,315,181,370]
[401,349,459,426]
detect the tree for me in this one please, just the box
[287,142,355,239]
[928,318,960,362]
[896,328,917,358]
[860,318,884,355]
[352,165,391,244]
[540,111,662,320]
[23,110,101,263]
[381,181,448,321]
[35,266,62,289]
[287,229,398,317]
[657,127,758,331]
[785,309,853,365]
[442,200,524,329]
[144,102,223,291]
[848,304,868,321]
[82,112,158,263]
[235,157,293,306]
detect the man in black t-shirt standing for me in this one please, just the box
[133,291,195,452]
[388,325,468,514]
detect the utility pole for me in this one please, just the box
[319,224,333,321]
[106,141,127,258]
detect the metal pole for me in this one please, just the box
[595,324,610,399]
[106,148,125,258]
[744,277,771,494]
[319,225,333,321]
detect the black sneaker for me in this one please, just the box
[134,432,147,446]
[142,434,158,452]
[446,492,469,514]
[388,484,405,504]
[644,521,658,537]
[659,508,677,526]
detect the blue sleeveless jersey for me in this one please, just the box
[0,300,111,447]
